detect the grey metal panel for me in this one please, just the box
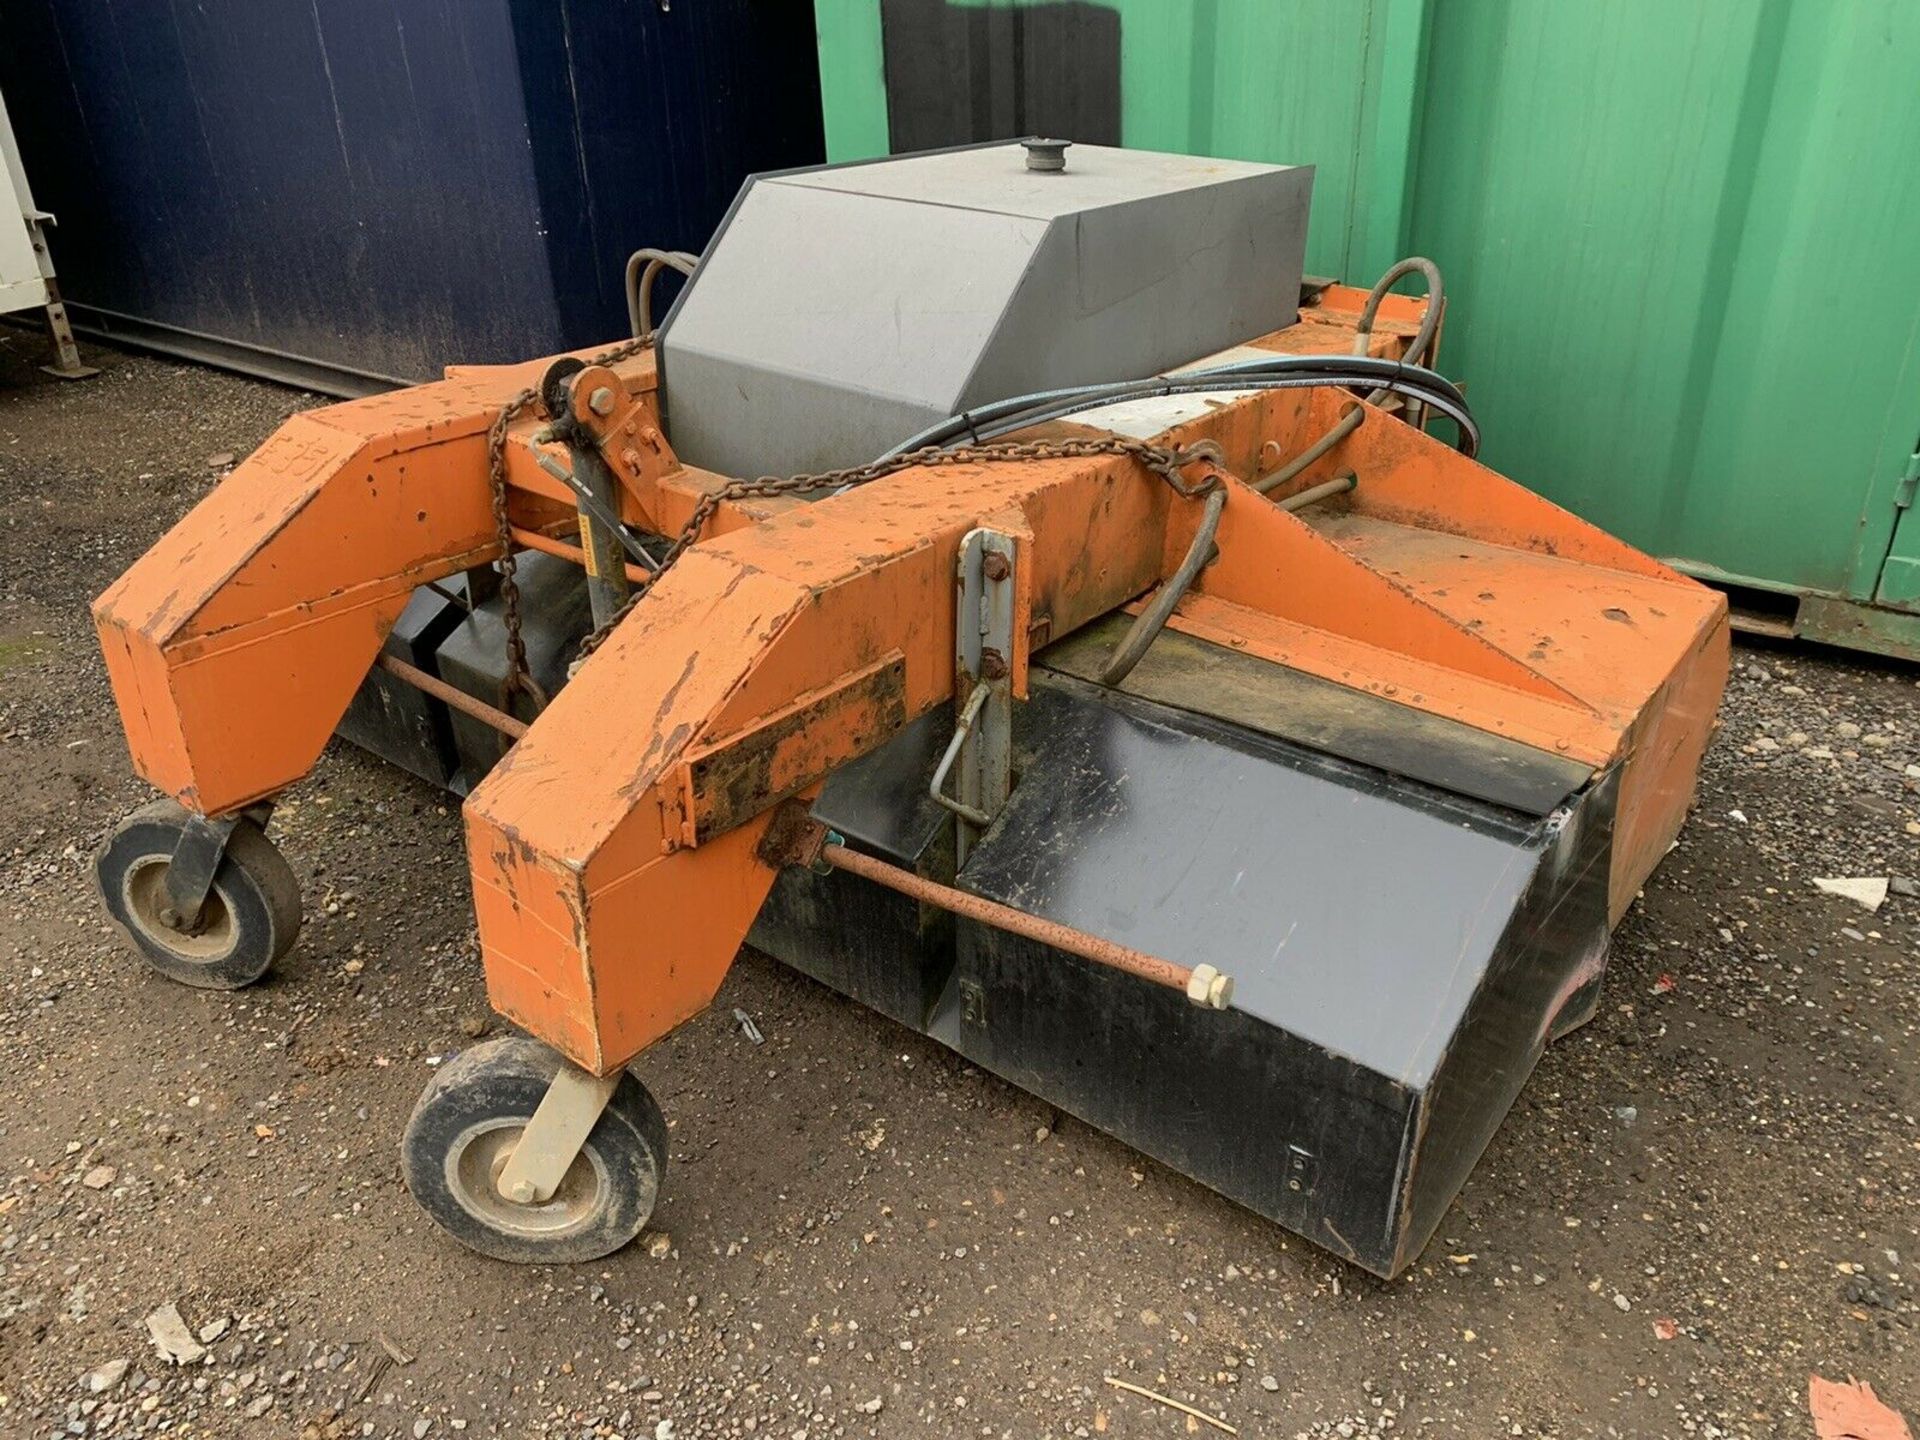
[746,667,1614,1276]
[1041,617,1589,816]
[963,675,1544,1089]
[659,142,1312,477]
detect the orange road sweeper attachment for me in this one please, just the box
[91,143,1727,1274]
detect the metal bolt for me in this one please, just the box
[1186,964,1233,1010]
[587,386,617,416]
[981,552,1012,582]
[157,906,183,931]
[1022,137,1071,173]
[503,1178,538,1205]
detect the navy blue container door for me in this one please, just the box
[0,0,823,391]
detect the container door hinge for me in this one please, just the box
[1895,449,1920,510]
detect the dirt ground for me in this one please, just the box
[0,330,1913,1440]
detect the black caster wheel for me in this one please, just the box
[95,798,301,990]
[401,1036,668,1264]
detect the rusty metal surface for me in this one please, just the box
[683,657,908,842]
[821,837,1200,998]
[757,797,1201,998]
[374,654,527,742]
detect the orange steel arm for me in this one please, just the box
[89,349,749,819]
[93,370,526,815]
[464,448,1182,1072]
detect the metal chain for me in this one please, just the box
[572,434,1225,663]
[485,334,658,709]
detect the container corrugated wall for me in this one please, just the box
[813,0,1920,649]
[0,0,825,392]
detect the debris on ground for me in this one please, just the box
[1813,876,1891,911]
[1810,1375,1914,1440]
[1104,1376,1237,1435]
[143,1302,207,1366]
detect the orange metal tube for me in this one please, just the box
[820,841,1199,995]
[509,525,652,583]
[374,653,528,741]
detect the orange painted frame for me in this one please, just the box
[93,303,1726,1077]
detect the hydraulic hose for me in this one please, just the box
[624,248,699,339]
[1257,257,1446,495]
[1253,405,1361,493]
[1099,485,1228,687]
[883,352,1472,459]
[1354,256,1443,369]
[962,372,1478,458]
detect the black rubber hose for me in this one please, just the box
[1354,256,1443,368]
[1257,257,1447,495]
[884,352,1470,458]
[1099,485,1228,687]
[967,373,1478,458]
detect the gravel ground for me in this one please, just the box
[0,330,1913,1440]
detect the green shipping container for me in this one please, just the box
[812,0,1920,658]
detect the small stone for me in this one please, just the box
[1834,721,1862,740]
[206,452,236,469]
[197,1318,230,1345]
[81,1165,116,1190]
[85,1360,129,1394]
[1814,876,1889,912]
[858,1397,884,1414]
[1745,664,1770,682]
[1613,1293,1632,1312]
[1614,1106,1638,1127]
[647,1232,672,1259]
[145,1303,207,1366]
[458,1015,491,1039]
[245,1395,273,1418]
[1260,1375,1280,1392]
[413,1419,433,1439]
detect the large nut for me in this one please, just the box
[1185,964,1234,1010]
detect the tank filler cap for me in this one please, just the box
[1022,137,1071,173]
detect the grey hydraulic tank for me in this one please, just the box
[656,142,1313,478]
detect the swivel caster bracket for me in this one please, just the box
[159,812,241,932]
[495,1063,624,1205]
